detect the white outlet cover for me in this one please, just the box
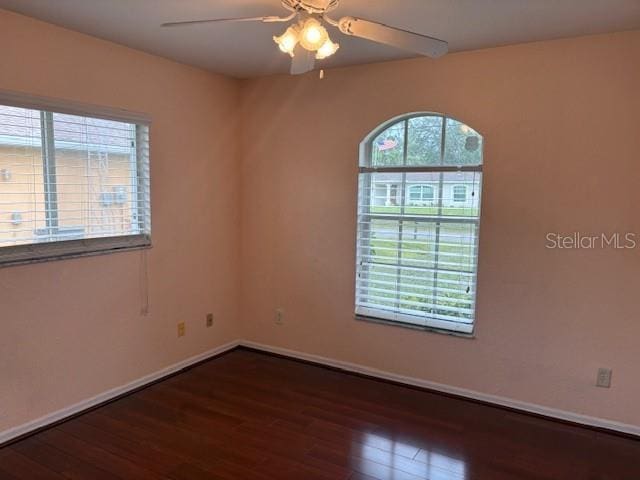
[596,368,612,388]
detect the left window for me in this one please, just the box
[0,99,150,266]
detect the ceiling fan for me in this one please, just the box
[161,0,448,75]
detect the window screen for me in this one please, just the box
[355,114,483,334]
[0,97,150,266]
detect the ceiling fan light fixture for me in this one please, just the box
[316,38,340,59]
[273,25,300,56]
[162,0,449,76]
[299,17,329,51]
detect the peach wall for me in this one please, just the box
[0,9,241,432]
[239,30,640,427]
[2,5,639,436]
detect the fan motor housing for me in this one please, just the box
[282,0,340,14]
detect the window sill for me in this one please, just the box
[355,314,476,339]
[0,236,151,269]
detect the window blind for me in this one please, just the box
[355,115,483,334]
[0,97,150,266]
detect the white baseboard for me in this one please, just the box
[0,340,240,445]
[239,340,640,437]
[2,338,638,445]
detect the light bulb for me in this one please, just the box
[273,26,299,57]
[299,18,328,51]
[316,38,340,59]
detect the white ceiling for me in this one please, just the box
[1,0,639,78]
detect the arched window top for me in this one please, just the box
[361,113,483,168]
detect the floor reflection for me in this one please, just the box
[357,432,468,480]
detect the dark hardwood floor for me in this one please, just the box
[1,348,639,479]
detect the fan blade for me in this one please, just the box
[337,17,448,58]
[162,15,288,28]
[290,47,316,75]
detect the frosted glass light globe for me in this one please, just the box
[299,18,328,51]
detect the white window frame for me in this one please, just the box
[0,90,151,267]
[355,113,483,336]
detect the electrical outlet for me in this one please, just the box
[596,368,612,388]
[177,322,186,337]
[275,308,284,326]
[206,313,214,328]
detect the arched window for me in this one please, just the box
[356,114,483,334]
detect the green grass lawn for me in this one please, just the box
[371,205,479,216]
